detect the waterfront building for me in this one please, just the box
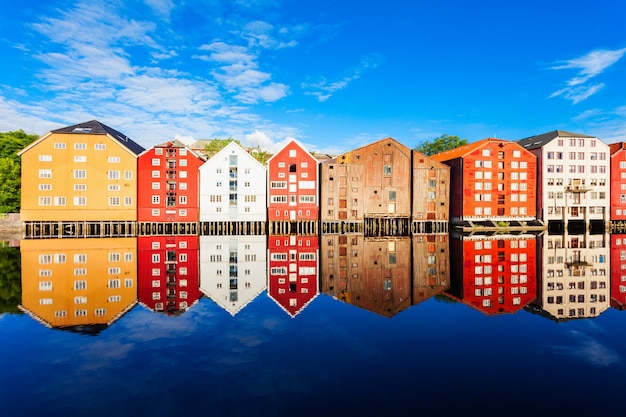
[18,120,144,222]
[267,234,319,317]
[267,140,319,225]
[137,235,201,315]
[19,238,137,331]
[518,130,610,229]
[320,235,411,317]
[320,137,412,224]
[199,235,267,316]
[447,234,538,315]
[431,138,537,227]
[609,142,626,223]
[199,141,267,223]
[412,149,450,233]
[137,140,205,223]
[531,231,610,320]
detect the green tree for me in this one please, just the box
[414,134,468,156]
[203,138,242,159]
[0,130,38,213]
[251,149,271,165]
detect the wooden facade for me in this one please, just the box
[431,138,537,226]
[411,233,450,305]
[412,149,450,233]
[137,140,205,223]
[609,142,626,223]
[18,120,144,222]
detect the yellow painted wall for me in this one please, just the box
[20,132,138,221]
[20,238,137,328]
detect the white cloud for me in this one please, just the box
[302,54,382,102]
[144,0,175,21]
[549,47,626,103]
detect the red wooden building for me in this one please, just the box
[611,234,626,310]
[431,138,537,225]
[609,142,626,221]
[446,234,537,315]
[137,235,201,315]
[137,140,205,223]
[267,234,319,317]
[267,139,319,224]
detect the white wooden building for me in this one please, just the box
[199,141,267,223]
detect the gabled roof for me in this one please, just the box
[139,139,206,161]
[517,130,595,150]
[609,141,626,156]
[200,140,266,171]
[267,138,318,165]
[18,120,145,156]
[430,138,506,162]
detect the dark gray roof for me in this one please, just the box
[52,120,145,155]
[517,130,596,150]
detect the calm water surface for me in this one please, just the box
[2,232,626,417]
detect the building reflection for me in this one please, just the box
[529,231,610,320]
[199,235,267,316]
[267,234,319,317]
[611,234,626,310]
[447,233,538,315]
[137,236,201,315]
[19,238,137,333]
[319,233,449,317]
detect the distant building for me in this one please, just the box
[137,140,205,223]
[518,130,609,228]
[18,120,144,222]
[199,141,267,223]
[431,138,537,226]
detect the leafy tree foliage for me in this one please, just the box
[414,134,468,156]
[0,130,38,213]
[203,138,242,159]
[204,138,272,165]
[0,246,22,314]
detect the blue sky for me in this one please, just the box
[1,0,625,153]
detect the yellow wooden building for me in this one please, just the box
[18,120,144,221]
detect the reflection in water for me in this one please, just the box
[137,236,201,315]
[319,234,451,317]
[199,235,267,316]
[531,231,610,320]
[448,233,538,315]
[611,234,626,310]
[12,229,625,329]
[19,238,137,333]
[267,234,319,317]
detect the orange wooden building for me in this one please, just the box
[431,138,537,226]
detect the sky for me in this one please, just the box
[1,0,625,154]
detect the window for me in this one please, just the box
[74,196,87,206]
[108,170,120,179]
[94,143,106,150]
[108,197,120,206]
[54,142,66,149]
[39,169,52,178]
[108,156,120,163]
[38,196,52,206]
[74,143,87,150]
[39,154,52,161]
[74,170,86,179]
